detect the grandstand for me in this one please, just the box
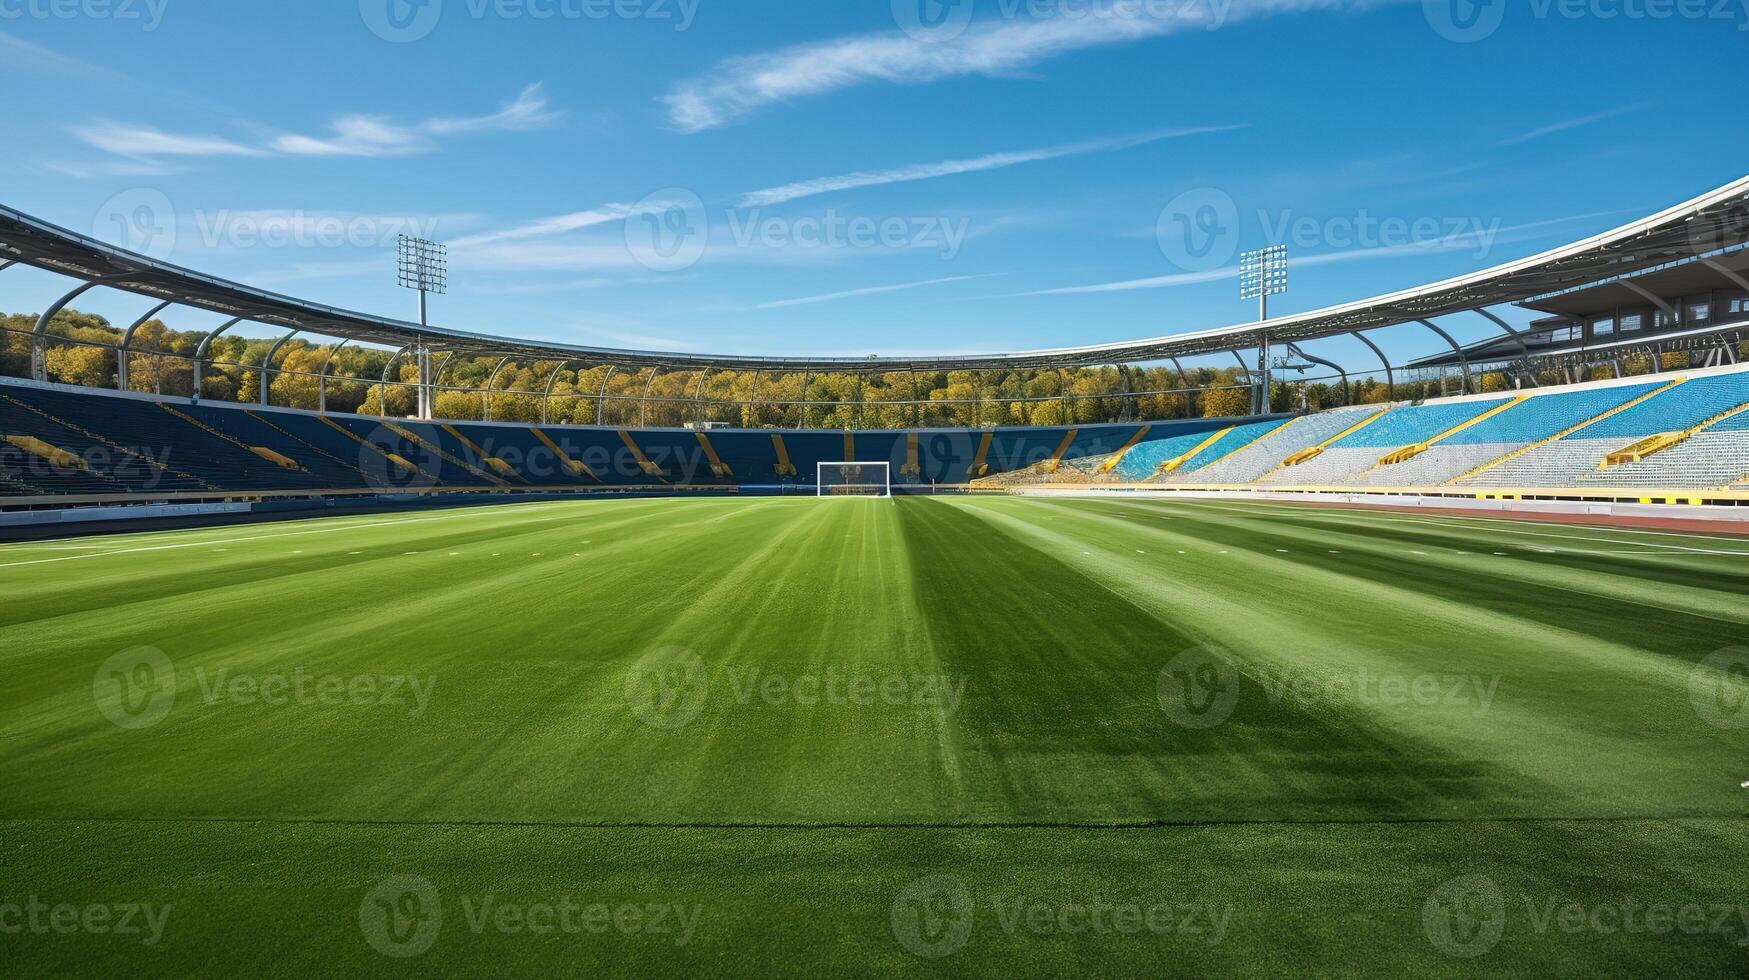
[6,180,1749,980]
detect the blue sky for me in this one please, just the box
[1,0,1744,371]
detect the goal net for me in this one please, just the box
[817,462,890,497]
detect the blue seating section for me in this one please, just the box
[1581,373,1749,440]
[7,373,1749,499]
[1331,399,1512,449]
[1441,384,1659,445]
[1710,408,1749,432]
[1108,427,1229,481]
[1173,418,1290,474]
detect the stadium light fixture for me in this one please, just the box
[1239,244,1288,322]
[396,235,447,327]
[1239,244,1288,414]
[396,235,447,421]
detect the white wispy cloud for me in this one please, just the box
[68,122,268,158]
[662,0,1388,132]
[450,199,684,248]
[43,158,181,179]
[1496,102,1653,147]
[1016,210,1627,297]
[271,84,559,157]
[753,273,1000,309]
[65,84,557,166]
[739,125,1245,208]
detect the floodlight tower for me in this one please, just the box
[1239,244,1288,415]
[397,235,446,420]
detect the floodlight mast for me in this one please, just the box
[1239,245,1288,414]
[397,235,447,419]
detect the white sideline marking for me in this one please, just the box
[1183,498,1749,551]
[1161,499,1749,558]
[1392,516,1749,557]
[0,504,580,570]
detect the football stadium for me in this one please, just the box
[5,8,1749,977]
[4,175,1749,975]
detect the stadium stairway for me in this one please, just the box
[1234,406,1386,483]
[521,427,603,484]
[1577,400,1749,488]
[1454,372,1749,488]
[1251,398,1506,486]
[0,388,216,493]
[1157,417,1293,481]
[193,405,374,488]
[0,436,120,495]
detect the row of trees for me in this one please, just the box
[5,309,1735,429]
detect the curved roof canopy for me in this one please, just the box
[3,175,1746,372]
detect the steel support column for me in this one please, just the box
[191,317,245,403]
[377,345,416,417]
[1168,356,1196,418]
[638,366,659,428]
[1229,351,1256,413]
[1286,342,1349,405]
[258,329,300,405]
[317,339,352,414]
[690,368,711,427]
[595,366,617,426]
[542,360,573,425]
[1416,319,1470,395]
[1350,330,1395,402]
[1474,308,1537,388]
[482,357,513,422]
[117,299,174,392]
[32,279,110,382]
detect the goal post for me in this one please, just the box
[816,461,891,497]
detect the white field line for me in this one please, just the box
[0,502,593,570]
[1149,499,1749,557]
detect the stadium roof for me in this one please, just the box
[3,175,1747,373]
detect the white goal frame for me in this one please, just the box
[816,461,891,497]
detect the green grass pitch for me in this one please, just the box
[2,495,1748,976]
